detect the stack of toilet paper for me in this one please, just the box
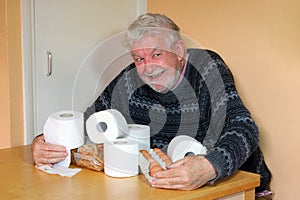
[85,109,150,178]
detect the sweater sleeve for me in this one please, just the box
[199,50,259,181]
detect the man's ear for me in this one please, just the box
[175,40,185,59]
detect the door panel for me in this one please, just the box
[34,0,143,134]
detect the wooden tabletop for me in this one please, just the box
[0,145,259,200]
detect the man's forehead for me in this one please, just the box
[131,32,168,46]
[131,47,158,53]
[131,47,176,56]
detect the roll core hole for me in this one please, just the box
[96,122,108,133]
[185,152,195,157]
[59,113,74,118]
[114,140,127,144]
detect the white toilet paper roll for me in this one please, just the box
[104,139,139,178]
[44,111,85,167]
[127,124,150,151]
[167,135,207,162]
[86,109,128,143]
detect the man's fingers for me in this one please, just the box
[153,157,191,178]
[151,177,186,190]
[39,148,68,158]
[167,158,186,169]
[153,167,181,178]
[43,143,67,152]
[32,138,68,166]
[36,156,66,166]
[34,150,68,167]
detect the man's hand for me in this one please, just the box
[31,135,68,167]
[150,156,217,190]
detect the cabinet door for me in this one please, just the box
[34,0,144,134]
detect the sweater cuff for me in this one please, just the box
[32,133,44,142]
[205,149,229,183]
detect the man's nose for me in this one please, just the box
[143,58,155,73]
[144,63,156,74]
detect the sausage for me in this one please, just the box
[153,148,173,166]
[140,150,164,176]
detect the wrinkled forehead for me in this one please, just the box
[130,33,177,55]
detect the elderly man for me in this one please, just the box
[32,13,271,196]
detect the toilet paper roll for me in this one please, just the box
[127,124,150,151]
[167,135,207,162]
[104,139,139,177]
[44,111,85,167]
[86,109,128,143]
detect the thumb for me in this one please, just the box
[167,158,186,169]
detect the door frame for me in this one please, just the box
[22,0,35,144]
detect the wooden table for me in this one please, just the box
[0,145,259,200]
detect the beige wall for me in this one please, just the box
[0,0,24,149]
[148,0,300,199]
[0,0,11,148]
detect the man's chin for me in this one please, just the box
[150,83,169,93]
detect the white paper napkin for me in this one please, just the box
[36,165,81,177]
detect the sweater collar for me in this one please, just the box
[170,53,189,91]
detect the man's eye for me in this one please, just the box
[135,58,143,62]
[154,53,162,58]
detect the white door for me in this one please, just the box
[32,0,146,138]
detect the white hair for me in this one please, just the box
[124,13,184,51]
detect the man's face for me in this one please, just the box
[131,34,184,93]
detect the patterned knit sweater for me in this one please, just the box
[84,49,271,191]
